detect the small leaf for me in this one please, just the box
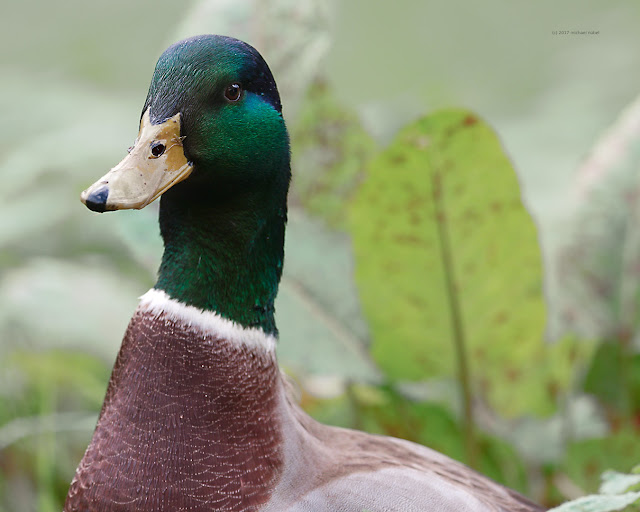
[548,492,640,512]
[600,470,640,495]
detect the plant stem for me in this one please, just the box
[429,165,478,468]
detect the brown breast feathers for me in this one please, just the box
[64,308,283,512]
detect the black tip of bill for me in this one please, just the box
[84,186,109,213]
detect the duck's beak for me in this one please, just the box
[81,109,193,212]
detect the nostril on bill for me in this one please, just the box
[84,186,109,213]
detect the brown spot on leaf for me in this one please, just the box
[505,368,520,382]
[393,234,422,245]
[585,460,599,477]
[569,345,579,363]
[406,293,425,309]
[407,195,424,211]
[463,115,478,127]
[547,380,560,400]
[409,212,421,225]
[390,152,407,165]
[494,311,509,325]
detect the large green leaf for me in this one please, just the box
[349,109,588,415]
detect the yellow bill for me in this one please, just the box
[81,110,193,212]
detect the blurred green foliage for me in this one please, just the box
[2,1,640,511]
[290,81,376,227]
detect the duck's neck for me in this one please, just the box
[155,182,287,335]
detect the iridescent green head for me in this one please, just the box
[145,35,289,198]
[81,35,291,334]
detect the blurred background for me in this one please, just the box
[2,1,640,510]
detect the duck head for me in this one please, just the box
[81,34,289,213]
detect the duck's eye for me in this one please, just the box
[150,142,166,158]
[224,83,242,102]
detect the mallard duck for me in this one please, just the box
[65,35,544,512]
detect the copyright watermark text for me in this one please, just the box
[552,30,600,35]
